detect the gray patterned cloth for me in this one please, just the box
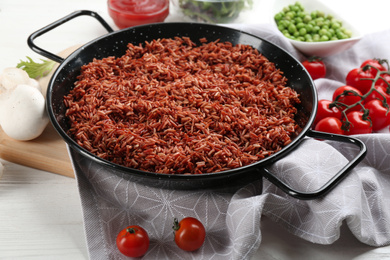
[69,24,390,259]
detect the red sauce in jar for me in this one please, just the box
[108,0,169,29]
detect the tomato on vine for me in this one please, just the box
[364,99,390,131]
[345,59,387,94]
[315,58,390,135]
[360,59,387,76]
[314,117,344,135]
[364,85,390,104]
[173,217,206,252]
[314,99,342,125]
[376,73,390,89]
[332,85,363,111]
[116,225,150,258]
[343,111,372,135]
[345,68,374,94]
[301,56,326,80]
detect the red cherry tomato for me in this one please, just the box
[364,85,390,104]
[116,225,150,258]
[345,68,374,94]
[173,217,206,252]
[365,99,390,131]
[332,85,363,111]
[301,57,326,80]
[108,0,169,29]
[343,111,372,135]
[314,99,342,126]
[360,59,387,76]
[376,73,390,88]
[314,117,344,135]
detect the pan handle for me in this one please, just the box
[262,130,367,200]
[27,10,114,63]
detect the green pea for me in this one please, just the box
[279,20,289,28]
[313,25,320,33]
[313,34,320,42]
[285,11,296,20]
[274,12,284,21]
[304,34,313,41]
[303,15,312,23]
[317,11,325,17]
[298,11,306,19]
[299,27,307,36]
[295,2,304,10]
[288,23,297,34]
[336,30,345,39]
[295,17,303,24]
[296,22,305,29]
[342,34,350,39]
[320,35,329,41]
[305,24,314,33]
[319,28,328,36]
[331,21,341,30]
[315,17,324,27]
[344,29,353,37]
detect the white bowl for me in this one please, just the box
[271,0,363,57]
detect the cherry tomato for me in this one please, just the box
[301,57,326,80]
[376,73,390,88]
[343,111,372,135]
[314,117,344,135]
[173,217,206,252]
[364,85,390,104]
[314,99,342,126]
[365,99,390,131]
[360,59,387,77]
[108,0,169,29]
[116,225,150,258]
[332,85,363,111]
[345,68,374,94]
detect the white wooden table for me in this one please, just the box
[1,0,390,259]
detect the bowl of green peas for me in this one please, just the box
[273,0,362,57]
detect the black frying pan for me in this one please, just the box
[28,10,366,199]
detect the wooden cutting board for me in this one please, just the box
[0,124,74,178]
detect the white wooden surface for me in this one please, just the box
[1,0,390,259]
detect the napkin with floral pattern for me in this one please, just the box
[69,24,390,260]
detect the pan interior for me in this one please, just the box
[47,23,316,181]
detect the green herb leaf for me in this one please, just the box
[16,56,55,79]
